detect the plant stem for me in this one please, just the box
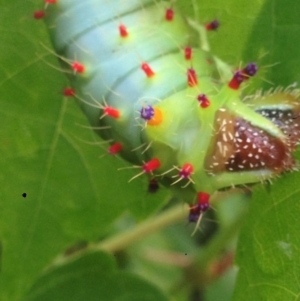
[91,203,189,253]
[50,203,189,268]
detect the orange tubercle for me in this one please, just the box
[147,107,163,126]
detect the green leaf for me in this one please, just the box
[23,252,168,301]
[199,0,300,87]
[241,0,300,87]
[233,173,300,301]
[0,1,168,300]
[230,0,300,299]
[197,0,268,64]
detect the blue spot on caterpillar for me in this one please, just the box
[41,0,300,221]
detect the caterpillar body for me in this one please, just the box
[41,0,300,219]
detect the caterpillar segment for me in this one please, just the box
[41,0,300,222]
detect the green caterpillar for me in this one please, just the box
[39,0,300,220]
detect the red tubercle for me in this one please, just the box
[141,63,155,78]
[165,8,174,21]
[33,10,45,19]
[119,24,128,38]
[143,158,161,173]
[228,75,241,90]
[108,142,122,155]
[179,163,194,178]
[45,0,56,3]
[228,63,258,90]
[197,191,210,205]
[188,191,210,223]
[63,87,75,97]
[205,19,220,31]
[187,68,197,87]
[128,158,161,182]
[184,47,192,60]
[103,107,120,119]
[71,61,85,74]
[197,94,210,108]
[197,191,210,211]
